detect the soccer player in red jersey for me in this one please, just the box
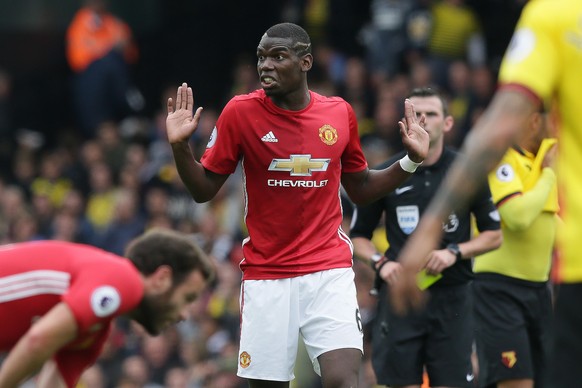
[166,23,428,388]
[0,229,213,387]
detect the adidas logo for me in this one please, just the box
[261,131,278,142]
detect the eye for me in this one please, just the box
[257,55,265,61]
[275,54,285,61]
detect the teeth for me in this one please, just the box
[263,77,274,83]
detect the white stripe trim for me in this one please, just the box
[338,227,354,256]
[0,270,70,303]
[0,286,68,303]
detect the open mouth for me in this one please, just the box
[261,76,276,88]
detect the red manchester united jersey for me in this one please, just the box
[0,241,144,387]
[201,90,368,279]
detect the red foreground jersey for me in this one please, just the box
[201,90,368,280]
[0,241,143,387]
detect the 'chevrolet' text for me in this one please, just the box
[267,179,329,188]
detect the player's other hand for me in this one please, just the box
[399,99,429,163]
[166,82,204,144]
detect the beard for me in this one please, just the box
[129,294,167,336]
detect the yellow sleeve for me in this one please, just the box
[498,168,556,231]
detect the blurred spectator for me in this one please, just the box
[164,367,189,388]
[78,364,106,388]
[30,151,73,208]
[336,56,376,120]
[369,97,404,154]
[119,355,163,388]
[191,211,234,264]
[66,0,143,138]
[0,69,13,167]
[9,210,43,243]
[360,0,417,85]
[446,60,473,146]
[0,185,29,243]
[85,161,118,234]
[141,334,184,385]
[426,0,486,89]
[95,120,128,176]
[96,188,146,255]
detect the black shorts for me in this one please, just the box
[372,283,474,387]
[472,273,553,387]
[548,283,582,388]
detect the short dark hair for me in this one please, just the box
[407,87,449,117]
[125,228,214,286]
[265,22,312,56]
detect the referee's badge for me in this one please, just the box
[396,205,419,234]
[496,164,514,182]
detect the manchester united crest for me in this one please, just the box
[239,351,251,368]
[318,125,338,145]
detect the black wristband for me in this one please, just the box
[375,257,390,273]
[446,243,462,262]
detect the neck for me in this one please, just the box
[270,87,310,111]
[423,142,445,166]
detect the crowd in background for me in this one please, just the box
[0,0,527,387]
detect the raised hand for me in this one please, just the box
[398,99,429,163]
[166,82,204,144]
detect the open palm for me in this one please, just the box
[166,82,203,144]
[398,99,429,163]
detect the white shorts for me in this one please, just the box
[237,267,364,381]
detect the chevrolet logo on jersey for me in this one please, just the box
[269,154,330,176]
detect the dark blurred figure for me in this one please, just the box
[66,0,143,138]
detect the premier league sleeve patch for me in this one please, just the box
[90,286,121,317]
[496,164,515,182]
[206,126,218,148]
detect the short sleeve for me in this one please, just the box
[201,98,242,175]
[340,103,368,173]
[61,258,143,333]
[487,153,523,207]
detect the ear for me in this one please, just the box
[442,115,454,133]
[301,54,313,72]
[150,265,173,294]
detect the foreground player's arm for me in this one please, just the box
[0,303,77,387]
[166,82,229,202]
[343,100,429,205]
[390,89,537,313]
[36,360,67,388]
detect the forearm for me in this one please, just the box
[170,141,221,202]
[352,237,381,265]
[344,162,412,205]
[499,168,556,231]
[0,334,58,387]
[459,230,502,259]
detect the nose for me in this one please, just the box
[259,58,274,71]
[178,307,190,322]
